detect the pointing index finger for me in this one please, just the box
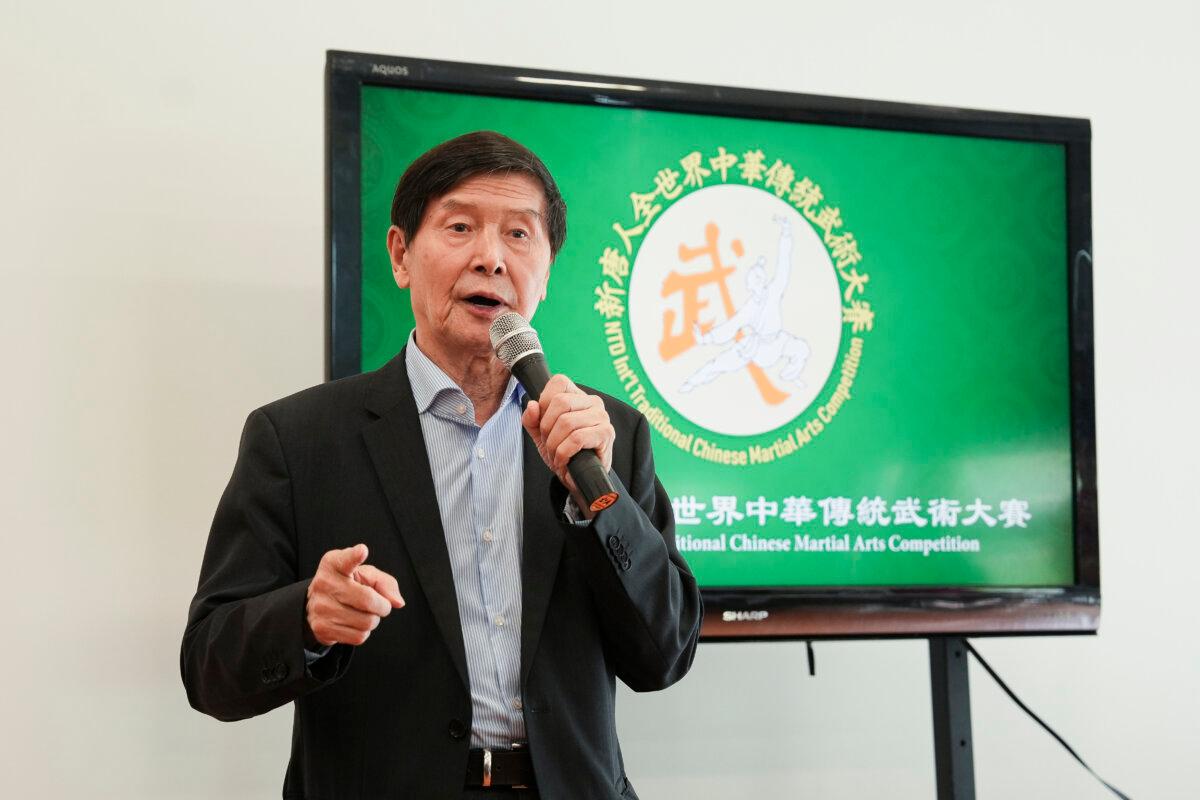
[327,543,369,576]
[355,564,405,609]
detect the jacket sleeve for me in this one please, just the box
[180,408,352,722]
[555,411,703,692]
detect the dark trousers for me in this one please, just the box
[462,789,540,800]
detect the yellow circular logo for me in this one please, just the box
[592,147,874,466]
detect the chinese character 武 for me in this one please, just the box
[891,497,928,527]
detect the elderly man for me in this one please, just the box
[181,131,702,799]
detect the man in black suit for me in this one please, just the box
[181,131,703,799]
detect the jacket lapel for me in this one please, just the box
[519,434,565,686]
[361,350,469,691]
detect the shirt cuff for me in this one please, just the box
[304,645,332,665]
[563,494,593,527]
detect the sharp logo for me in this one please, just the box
[371,64,409,77]
[722,610,769,622]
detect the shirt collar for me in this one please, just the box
[405,331,523,417]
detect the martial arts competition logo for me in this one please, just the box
[591,147,874,466]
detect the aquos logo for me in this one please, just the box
[722,610,770,622]
[370,63,409,77]
[591,147,875,466]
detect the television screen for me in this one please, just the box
[327,51,1098,638]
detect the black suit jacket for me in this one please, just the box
[181,349,703,799]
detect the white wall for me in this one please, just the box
[3,1,1196,797]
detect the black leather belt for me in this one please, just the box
[465,746,535,788]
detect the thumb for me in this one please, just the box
[521,400,541,438]
[329,543,369,576]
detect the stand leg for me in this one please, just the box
[929,637,975,800]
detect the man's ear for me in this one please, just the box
[387,225,411,289]
[539,258,552,301]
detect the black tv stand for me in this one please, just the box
[929,637,975,799]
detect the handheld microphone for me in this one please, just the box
[490,312,619,513]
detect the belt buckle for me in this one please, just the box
[481,748,492,788]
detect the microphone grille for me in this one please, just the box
[489,311,543,369]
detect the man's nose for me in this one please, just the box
[472,228,506,276]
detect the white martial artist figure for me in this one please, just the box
[681,215,811,393]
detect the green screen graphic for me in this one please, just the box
[359,85,1073,589]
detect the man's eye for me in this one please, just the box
[450,223,469,233]
[511,229,529,239]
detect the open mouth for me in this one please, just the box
[465,295,502,308]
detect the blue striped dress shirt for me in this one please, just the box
[405,335,527,749]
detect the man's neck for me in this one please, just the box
[414,334,510,425]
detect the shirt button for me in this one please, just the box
[482,529,494,543]
[476,448,486,460]
[494,614,506,627]
[456,403,467,415]
[512,698,523,711]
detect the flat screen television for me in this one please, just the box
[325,50,1097,639]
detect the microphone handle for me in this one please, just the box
[568,454,621,513]
[511,353,620,513]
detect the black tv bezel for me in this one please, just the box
[325,50,1098,640]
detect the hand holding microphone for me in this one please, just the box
[491,312,619,516]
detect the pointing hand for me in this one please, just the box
[305,544,404,647]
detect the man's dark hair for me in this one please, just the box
[389,131,567,259]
